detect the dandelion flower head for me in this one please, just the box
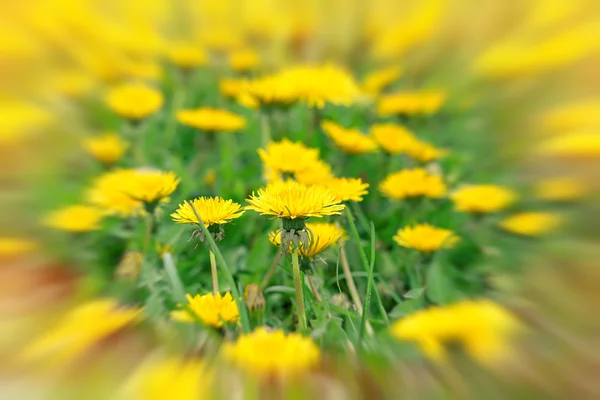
[171,197,244,228]
[534,177,587,202]
[87,169,145,217]
[122,169,180,205]
[321,121,378,154]
[269,222,345,258]
[171,292,239,328]
[362,65,403,95]
[258,139,320,174]
[380,168,447,200]
[320,177,370,202]
[105,82,163,121]
[293,159,335,186]
[394,224,459,253]
[499,212,561,237]
[377,90,445,116]
[166,43,207,70]
[229,48,260,72]
[44,205,103,232]
[451,184,517,213]
[370,123,418,154]
[177,107,247,133]
[82,132,128,165]
[538,131,600,159]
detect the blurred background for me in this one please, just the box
[1,0,599,398]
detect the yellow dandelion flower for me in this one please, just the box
[538,131,600,159]
[122,170,180,206]
[534,177,587,202]
[121,356,211,400]
[362,65,403,95]
[120,59,163,82]
[0,100,53,145]
[171,197,244,227]
[166,43,207,70]
[319,177,369,202]
[82,132,128,165]
[51,70,95,99]
[244,75,299,108]
[258,139,320,174]
[105,82,163,121]
[499,212,561,237]
[377,90,445,116]
[221,327,320,377]
[219,78,250,99]
[380,168,447,200]
[407,140,449,163]
[246,180,345,219]
[229,48,260,72]
[44,205,103,232]
[177,107,247,133]
[537,98,600,133]
[171,292,239,328]
[87,169,144,217]
[393,224,459,253]
[269,222,345,258]
[370,123,418,154]
[321,121,378,154]
[391,299,519,364]
[0,237,37,259]
[293,160,335,186]
[20,299,140,365]
[451,184,517,213]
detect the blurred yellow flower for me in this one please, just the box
[362,65,402,95]
[44,205,103,232]
[451,185,517,213]
[537,98,600,133]
[380,168,447,200]
[106,82,163,121]
[244,75,299,108]
[0,100,53,145]
[499,212,561,237]
[171,197,244,227]
[394,224,459,253]
[121,356,211,400]
[221,327,320,377]
[20,299,140,365]
[166,44,207,70]
[219,78,250,99]
[0,237,37,258]
[408,140,449,163]
[177,107,247,132]
[82,132,128,165]
[391,299,519,364]
[123,170,180,206]
[370,123,418,154]
[538,132,600,159]
[377,90,445,116]
[171,292,239,328]
[321,121,378,154]
[121,59,163,82]
[320,177,370,202]
[87,169,144,217]
[293,160,335,185]
[269,222,345,258]
[51,70,95,98]
[246,180,345,219]
[229,48,260,72]
[258,139,320,174]
[534,177,587,202]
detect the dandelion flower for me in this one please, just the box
[320,177,369,202]
[82,132,128,165]
[20,299,140,365]
[244,75,299,109]
[391,299,519,364]
[177,107,247,133]
[378,90,445,116]
[171,197,244,228]
[321,121,378,154]
[87,169,145,217]
[534,177,587,202]
[221,327,320,377]
[499,212,561,237]
[380,168,447,200]
[105,82,163,121]
[370,123,418,154]
[0,237,37,259]
[293,160,335,185]
[451,184,517,213]
[44,205,103,232]
[537,98,600,133]
[538,131,600,159]
[229,48,260,72]
[394,224,459,253]
[245,180,345,220]
[269,222,345,258]
[122,170,180,207]
[258,139,320,174]
[171,292,239,328]
[166,43,207,70]
[121,356,211,400]
[362,65,403,95]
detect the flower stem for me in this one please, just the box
[185,200,251,333]
[307,273,322,302]
[344,207,389,325]
[162,252,186,303]
[260,250,282,290]
[209,250,219,294]
[142,213,153,255]
[338,239,363,314]
[291,241,307,331]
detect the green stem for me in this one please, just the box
[162,252,187,303]
[165,85,185,148]
[344,207,389,325]
[209,250,219,294]
[359,222,377,343]
[185,200,250,333]
[291,240,307,331]
[142,213,153,255]
[260,250,282,290]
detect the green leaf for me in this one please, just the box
[389,299,422,319]
[426,260,459,304]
